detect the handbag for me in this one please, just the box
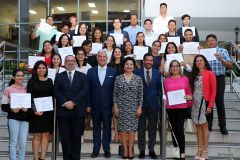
[166,117,180,158]
[184,118,197,133]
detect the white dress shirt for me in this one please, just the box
[98,65,107,85]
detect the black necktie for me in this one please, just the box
[68,71,72,87]
[146,70,150,87]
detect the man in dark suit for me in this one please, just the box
[107,18,130,46]
[87,49,117,158]
[54,55,88,160]
[134,53,162,159]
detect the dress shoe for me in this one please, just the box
[118,145,124,156]
[149,151,157,159]
[104,151,111,158]
[122,155,128,159]
[138,151,145,159]
[220,127,228,135]
[129,156,134,159]
[91,151,99,158]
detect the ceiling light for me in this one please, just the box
[88,3,96,8]
[123,10,130,13]
[29,10,37,15]
[56,7,65,11]
[92,10,99,14]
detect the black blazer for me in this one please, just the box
[54,70,88,118]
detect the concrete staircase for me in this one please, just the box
[0,82,240,159]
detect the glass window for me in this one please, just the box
[0,25,18,44]
[0,0,18,24]
[29,0,48,23]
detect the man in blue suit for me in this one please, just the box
[108,18,130,46]
[134,53,162,159]
[54,55,88,160]
[87,49,117,158]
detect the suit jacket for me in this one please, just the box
[134,67,162,110]
[87,66,117,110]
[107,30,130,41]
[54,70,88,118]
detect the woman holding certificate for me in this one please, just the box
[53,33,72,54]
[75,48,92,74]
[191,55,216,160]
[1,69,30,160]
[113,57,143,159]
[103,35,116,63]
[164,60,192,159]
[27,61,54,160]
[151,40,162,70]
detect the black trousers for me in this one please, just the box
[167,108,188,154]
[58,116,85,160]
[138,104,159,152]
[207,75,226,128]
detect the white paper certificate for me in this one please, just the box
[72,36,86,47]
[166,53,184,64]
[159,42,168,53]
[34,96,53,112]
[55,32,63,41]
[38,22,53,34]
[167,37,181,46]
[182,27,196,36]
[110,33,123,45]
[167,89,186,106]
[28,56,45,68]
[91,43,103,54]
[183,42,199,54]
[58,47,74,61]
[133,46,149,60]
[199,48,217,61]
[47,68,57,82]
[10,93,31,109]
[145,36,156,47]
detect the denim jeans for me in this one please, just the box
[8,119,29,160]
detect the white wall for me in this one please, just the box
[145,0,240,18]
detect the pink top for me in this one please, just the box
[1,84,27,104]
[164,76,192,109]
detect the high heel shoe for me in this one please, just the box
[200,150,208,160]
[194,148,203,160]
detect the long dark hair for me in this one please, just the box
[77,22,90,40]
[32,60,48,80]
[104,35,116,49]
[50,53,62,68]
[92,27,104,43]
[135,32,146,46]
[75,48,87,67]
[8,69,24,86]
[164,42,178,60]
[191,55,212,91]
[58,34,71,48]
[41,40,55,56]
[109,47,124,67]
[122,40,133,56]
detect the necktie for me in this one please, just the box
[146,70,150,87]
[68,71,72,86]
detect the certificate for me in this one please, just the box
[34,96,53,112]
[58,47,74,61]
[10,93,31,109]
[200,48,217,61]
[74,25,79,34]
[47,68,57,82]
[183,42,199,54]
[38,22,53,34]
[55,32,63,41]
[182,27,196,36]
[167,37,181,46]
[28,56,45,68]
[72,36,86,47]
[145,36,156,47]
[166,53,184,64]
[91,43,103,54]
[110,33,123,45]
[159,42,168,53]
[167,89,186,106]
[133,46,149,60]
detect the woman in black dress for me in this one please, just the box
[27,60,53,160]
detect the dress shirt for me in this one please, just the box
[124,25,144,45]
[144,67,152,83]
[152,15,174,35]
[98,65,107,85]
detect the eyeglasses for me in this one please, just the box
[65,60,76,63]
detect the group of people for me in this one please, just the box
[1,2,234,160]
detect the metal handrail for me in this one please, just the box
[219,40,240,96]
